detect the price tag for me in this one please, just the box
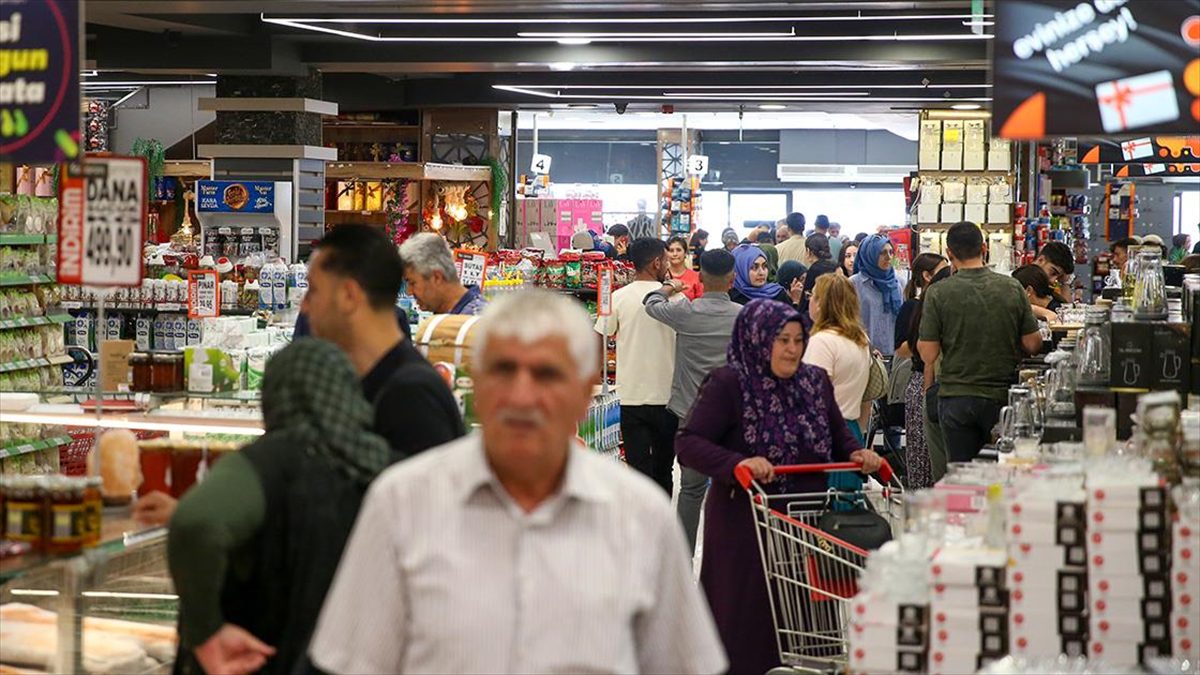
[454,249,488,288]
[687,154,709,176]
[597,265,614,317]
[57,156,146,287]
[531,153,553,176]
[187,270,221,319]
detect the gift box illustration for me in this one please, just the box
[1095,70,1181,133]
[1120,137,1154,161]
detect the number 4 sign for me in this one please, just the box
[531,153,553,176]
[58,156,146,287]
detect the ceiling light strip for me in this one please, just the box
[262,14,992,25]
[492,85,992,103]
[533,84,993,90]
[517,31,797,38]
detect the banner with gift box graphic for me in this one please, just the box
[1077,137,1200,176]
[994,0,1200,139]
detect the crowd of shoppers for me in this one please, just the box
[163,214,1077,675]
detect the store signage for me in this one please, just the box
[1078,136,1200,166]
[187,270,220,319]
[993,0,1200,139]
[57,156,147,287]
[597,265,614,317]
[687,154,710,176]
[195,180,275,213]
[530,153,553,176]
[453,249,487,288]
[0,0,80,162]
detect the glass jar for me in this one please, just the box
[129,352,153,392]
[5,476,47,551]
[83,477,103,548]
[47,476,85,555]
[1132,248,1167,320]
[138,438,172,497]
[151,352,184,392]
[1077,306,1112,385]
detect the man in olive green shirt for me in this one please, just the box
[918,222,1043,462]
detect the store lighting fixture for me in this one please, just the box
[262,13,992,25]
[549,62,577,71]
[951,103,983,110]
[0,411,264,436]
[667,92,870,98]
[556,37,593,45]
[759,104,788,110]
[548,83,993,90]
[494,84,992,104]
[8,590,180,600]
[521,30,797,40]
[82,80,216,87]
[567,103,599,109]
[261,16,990,42]
[962,20,995,27]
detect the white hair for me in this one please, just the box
[398,233,459,282]
[473,289,599,379]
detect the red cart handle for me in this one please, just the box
[734,459,894,489]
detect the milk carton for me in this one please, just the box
[171,314,187,351]
[135,314,153,351]
[186,319,202,346]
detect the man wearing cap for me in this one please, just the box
[643,249,743,554]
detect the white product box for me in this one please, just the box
[850,594,898,626]
[918,203,940,224]
[966,182,990,204]
[1088,482,1165,508]
[920,147,941,171]
[849,644,897,673]
[931,583,978,608]
[931,625,981,648]
[930,605,983,628]
[942,120,964,150]
[920,120,942,154]
[987,203,1011,225]
[929,647,978,675]
[1009,566,1060,591]
[919,231,944,256]
[1009,519,1059,544]
[965,203,987,226]
[941,203,964,224]
[964,149,986,171]
[1009,541,1063,565]
[941,150,963,171]
[1088,638,1141,666]
[989,139,1012,171]
[931,547,1007,587]
[964,120,986,149]
[988,181,1014,203]
[1090,505,1149,532]
[1009,627,1062,656]
[849,623,898,652]
[1091,615,1147,640]
[1090,574,1146,600]
[1010,586,1058,613]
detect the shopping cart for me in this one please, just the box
[735,461,904,674]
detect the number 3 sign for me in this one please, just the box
[687,155,709,176]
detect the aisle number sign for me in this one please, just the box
[531,153,553,176]
[57,156,146,287]
[597,265,614,317]
[187,270,220,319]
[453,249,488,289]
[687,155,709,176]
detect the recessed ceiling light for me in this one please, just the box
[555,38,592,45]
[951,103,982,110]
[962,20,995,26]
[759,104,787,110]
[567,103,598,109]
[549,62,577,71]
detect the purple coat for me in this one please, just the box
[676,365,859,675]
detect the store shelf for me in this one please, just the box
[59,302,259,316]
[0,354,73,374]
[325,161,491,182]
[1,409,265,435]
[0,273,53,287]
[0,435,71,459]
[0,513,161,584]
[0,233,56,245]
[0,314,72,330]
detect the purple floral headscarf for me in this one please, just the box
[727,299,834,484]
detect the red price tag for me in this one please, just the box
[187,270,220,319]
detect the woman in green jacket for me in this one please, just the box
[168,339,392,675]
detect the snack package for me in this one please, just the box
[245,347,271,390]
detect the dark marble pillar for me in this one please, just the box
[214,72,323,145]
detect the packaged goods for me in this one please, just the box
[245,347,271,390]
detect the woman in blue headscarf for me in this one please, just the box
[850,234,903,356]
[729,244,794,307]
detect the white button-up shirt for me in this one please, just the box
[309,434,727,675]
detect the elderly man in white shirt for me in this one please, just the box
[309,289,727,675]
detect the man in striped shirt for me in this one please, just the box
[309,290,726,675]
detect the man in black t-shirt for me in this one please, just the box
[303,225,465,459]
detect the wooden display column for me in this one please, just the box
[420,108,502,250]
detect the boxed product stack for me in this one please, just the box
[1086,475,1171,665]
[848,593,928,674]
[928,546,1008,673]
[1172,489,1199,660]
[1006,477,1089,660]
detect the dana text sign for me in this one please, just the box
[57,156,146,287]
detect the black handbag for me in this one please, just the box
[925,380,941,424]
[816,507,893,551]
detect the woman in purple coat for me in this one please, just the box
[676,299,882,675]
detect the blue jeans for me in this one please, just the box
[938,396,1003,463]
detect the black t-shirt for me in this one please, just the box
[895,298,922,371]
[362,340,466,461]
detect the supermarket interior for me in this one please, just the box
[1,0,1200,673]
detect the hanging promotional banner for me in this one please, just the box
[187,270,220,319]
[453,249,488,288]
[57,156,147,287]
[993,0,1200,139]
[1077,136,1200,165]
[597,265,614,317]
[0,0,81,162]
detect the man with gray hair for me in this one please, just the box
[310,289,727,675]
[398,232,487,315]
